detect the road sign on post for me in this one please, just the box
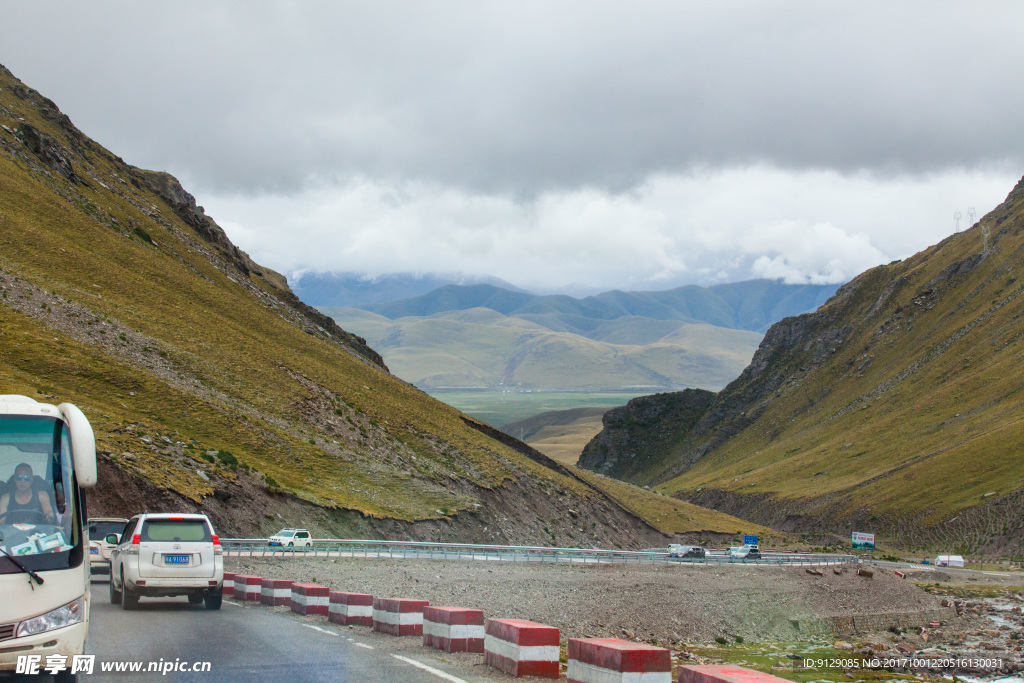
[743,535,758,546]
[852,532,875,550]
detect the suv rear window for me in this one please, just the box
[89,521,127,541]
[141,519,212,543]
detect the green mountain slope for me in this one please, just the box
[0,64,755,545]
[320,307,763,391]
[580,178,1024,553]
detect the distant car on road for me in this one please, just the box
[729,544,761,559]
[108,512,224,610]
[268,528,313,548]
[88,517,129,576]
[668,544,707,559]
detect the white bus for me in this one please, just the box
[0,395,97,679]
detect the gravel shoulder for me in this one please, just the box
[227,556,943,645]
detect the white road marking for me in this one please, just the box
[353,642,374,649]
[391,655,466,683]
[223,599,241,606]
[302,624,340,637]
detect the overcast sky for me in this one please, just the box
[2,2,1022,293]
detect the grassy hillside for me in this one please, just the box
[569,467,776,539]
[502,407,609,465]
[579,177,1024,552]
[321,307,762,391]
[0,63,766,545]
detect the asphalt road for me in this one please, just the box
[85,579,499,682]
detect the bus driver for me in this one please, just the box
[0,463,56,525]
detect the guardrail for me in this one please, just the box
[220,538,858,567]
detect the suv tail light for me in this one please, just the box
[126,533,140,555]
[212,535,222,556]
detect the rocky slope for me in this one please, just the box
[580,176,1024,554]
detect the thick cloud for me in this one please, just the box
[210,167,1011,291]
[1,2,1021,289]
[2,2,1022,196]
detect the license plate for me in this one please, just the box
[164,554,190,565]
[90,548,99,554]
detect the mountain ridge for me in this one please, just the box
[578,176,1024,553]
[0,62,757,545]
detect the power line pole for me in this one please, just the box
[954,210,962,233]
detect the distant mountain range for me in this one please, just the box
[319,280,839,392]
[292,272,527,308]
[360,280,839,334]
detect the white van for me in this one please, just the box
[934,555,965,567]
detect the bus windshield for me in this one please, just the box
[0,416,82,573]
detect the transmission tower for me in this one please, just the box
[954,210,962,233]
[967,206,976,227]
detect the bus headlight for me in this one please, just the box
[16,597,85,637]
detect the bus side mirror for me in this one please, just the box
[58,403,97,488]
[105,534,120,545]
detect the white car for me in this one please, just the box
[108,513,223,610]
[87,517,128,576]
[268,528,313,548]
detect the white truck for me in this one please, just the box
[0,395,97,680]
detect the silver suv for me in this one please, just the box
[108,513,223,610]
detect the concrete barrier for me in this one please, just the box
[678,665,791,682]
[423,607,485,653]
[260,579,293,607]
[329,591,373,627]
[233,575,262,602]
[567,638,671,683]
[223,572,235,596]
[291,583,329,616]
[484,618,560,679]
[373,598,430,636]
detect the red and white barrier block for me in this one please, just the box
[291,583,329,616]
[678,665,791,683]
[261,579,293,607]
[233,575,262,602]
[567,638,671,683]
[373,598,430,636]
[223,572,236,596]
[484,619,560,679]
[329,592,374,627]
[423,607,485,653]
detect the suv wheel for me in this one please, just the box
[120,571,139,610]
[188,593,204,605]
[109,574,122,604]
[287,542,294,547]
[204,591,223,610]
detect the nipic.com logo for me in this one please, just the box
[17,654,213,675]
